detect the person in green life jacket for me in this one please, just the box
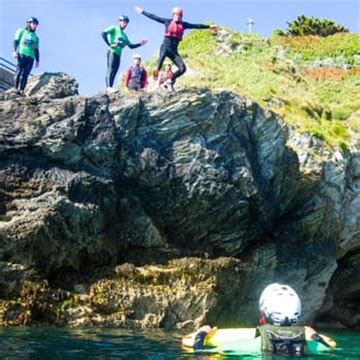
[193,283,336,355]
[13,17,40,96]
[256,283,336,356]
[101,15,148,93]
[134,6,218,85]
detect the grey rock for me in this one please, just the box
[0,73,359,328]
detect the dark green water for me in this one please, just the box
[0,327,359,359]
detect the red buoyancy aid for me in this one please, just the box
[164,20,184,40]
[127,66,146,88]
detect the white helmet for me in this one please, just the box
[259,283,301,326]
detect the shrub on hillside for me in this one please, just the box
[286,15,349,37]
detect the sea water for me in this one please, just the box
[0,327,359,359]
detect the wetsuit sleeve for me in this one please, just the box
[127,43,142,49]
[34,49,39,62]
[142,10,169,24]
[311,333,333,348]
[14,40,19,52]
[101,31,111,47]
[183,22,210,30]
[14,28,24,51]
[122,33,142,49]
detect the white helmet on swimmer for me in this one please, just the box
[259,283,301,326]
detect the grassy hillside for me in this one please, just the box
[176,28,360,149]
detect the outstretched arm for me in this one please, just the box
[122,37,148,49]
[183,22,210,30]
[134,6,168,24]
[184,22,219,32]
[305,327,337,348]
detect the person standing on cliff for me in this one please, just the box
[13,17,40,96]
[101,15,148,93]
[134,6,218,87]
[124,54,148,92]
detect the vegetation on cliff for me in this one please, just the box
[279,15,349,37]
[178,28,360,148]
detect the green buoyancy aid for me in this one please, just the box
[104,25,130,56]
[14,28,39,58]
[257,325,307,356]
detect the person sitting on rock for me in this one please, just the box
[134,5,218,87]
[159,62,174,92]
[13,17,40,96]
[256,283,336,356]
[124,54,148,92]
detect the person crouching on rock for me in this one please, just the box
[13,17,40,96]
[124,54,148,92]
[134,6,218,87]
[159,62,174,92]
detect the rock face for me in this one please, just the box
[0,74,359,328]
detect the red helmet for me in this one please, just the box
[172,7,183,17]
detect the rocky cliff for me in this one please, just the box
[0,73,359,329]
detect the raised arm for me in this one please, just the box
[134,6,168,24]
[183,22,219,32]
[122,35,148,49]
[183,22,210,30]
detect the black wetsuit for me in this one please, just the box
[193,330,208,350]
[13,38,39,91]
[141,10,210,81]
[101,30,142,88]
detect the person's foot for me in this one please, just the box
[106,87,117,93]
[152,68,159,80]
[17,90,26,97]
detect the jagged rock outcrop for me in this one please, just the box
[0,73,359,328]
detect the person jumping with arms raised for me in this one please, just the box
[134,6,217,88]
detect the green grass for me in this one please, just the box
[174,28,360,149]
[271,33,360,65]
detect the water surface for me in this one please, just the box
[0,327,359,359]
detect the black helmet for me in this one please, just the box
[27,17,39,25]
[118,15,129,23]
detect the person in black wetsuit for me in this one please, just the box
[134,6,218,85]
[13,17,40,96]
[101,15,148,92]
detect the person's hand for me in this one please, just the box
[210,24,219,34]
[134,6,143,14]
[35,60,39,68]
[140,38,148,46]
[304,326,317,338]
[12,51,19,59]
[305,327,337,348]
